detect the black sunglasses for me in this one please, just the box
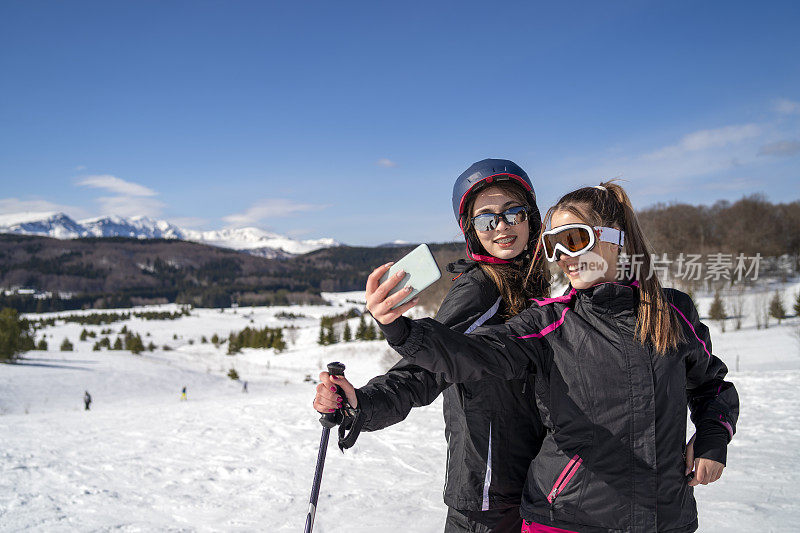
[471,206,529,232]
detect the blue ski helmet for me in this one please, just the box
[452,158,541,263]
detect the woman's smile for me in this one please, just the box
[472,187,530,259]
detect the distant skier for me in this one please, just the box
[84,390,92,411]
[180,386,187,401]
[242,381,248,393]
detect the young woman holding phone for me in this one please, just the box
[361,182,738,533]
[313,159,550,532]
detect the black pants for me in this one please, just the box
[444,506,522,533]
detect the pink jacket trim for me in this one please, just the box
[547,454,582,503]
[522,520,579,533]
[668,303,712,359]
[531,288,577,307]
[517,307,569,339]
[469,251,511,264]
[719,414,734,439]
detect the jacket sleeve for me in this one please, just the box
[672,291,740,465]
[388,309,546,383]
[355,272,504,432]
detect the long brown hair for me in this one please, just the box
[463,181,550,318]
[537,180,684,354]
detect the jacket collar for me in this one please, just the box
[572,279,639,313]
[446,259,480,275]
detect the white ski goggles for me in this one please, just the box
[540,223,625,262]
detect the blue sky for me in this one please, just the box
[1,1,798,245]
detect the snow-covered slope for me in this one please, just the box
[182,226,337,256]
[0,212,88,239]
[1,283,799,531]
[80,215,185,239]
[0,212,338,256]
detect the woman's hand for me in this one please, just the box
[685,434,725,486]
[365,262,419,325]
[313,371,358,412]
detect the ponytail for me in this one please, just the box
[544,180,684,354]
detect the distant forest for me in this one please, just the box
[638,194,800,258]
[0,234,462,313]
[0,195,797,314]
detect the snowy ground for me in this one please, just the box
[1,283,799,532]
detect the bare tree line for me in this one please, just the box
[638,194,800,261]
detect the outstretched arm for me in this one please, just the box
[366,263,545,383]
[313,262,503,429]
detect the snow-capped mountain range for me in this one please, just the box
[0,212,338,257]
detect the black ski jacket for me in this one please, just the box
[383,281,739,533]
[355,260,546,511]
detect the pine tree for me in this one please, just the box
[769,290,787,325]
[271,330,286,352]
[60,338,74,351]
[227,332,242,354]
[355,315,367,340]
[227,368,240,380]
[37,338,48,350]
[708,291,726,332]
[318,326,327,346]
[126,333,144,354]
[80,329,89,341]
[0,308,33,362]
[325,325,337,345]
[342,322,352,342]
[793,291,800,318]
[112,337,123,350]
[364,321,377,341]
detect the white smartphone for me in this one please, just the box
[379,243,442,309]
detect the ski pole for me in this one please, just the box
[304,361,346,533]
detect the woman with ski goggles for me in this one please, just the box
[314,159,550,533]
[364,181,738,533]
[540,222,624,262]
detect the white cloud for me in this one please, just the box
[222,199,326,227]
[538,121,783,207]
[377,158,398,168]
[73,174,166,218]
[643,124,761,160]
[76,174,157,197]
[0,197,91,219]
[758,140,800,157]
[74,165,87,171]
[774,98,800,115]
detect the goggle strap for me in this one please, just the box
[595,227,625,247]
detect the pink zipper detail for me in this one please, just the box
[547,455,583,503]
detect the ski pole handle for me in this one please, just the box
[327,361,346,377]
[320,361,346,428]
